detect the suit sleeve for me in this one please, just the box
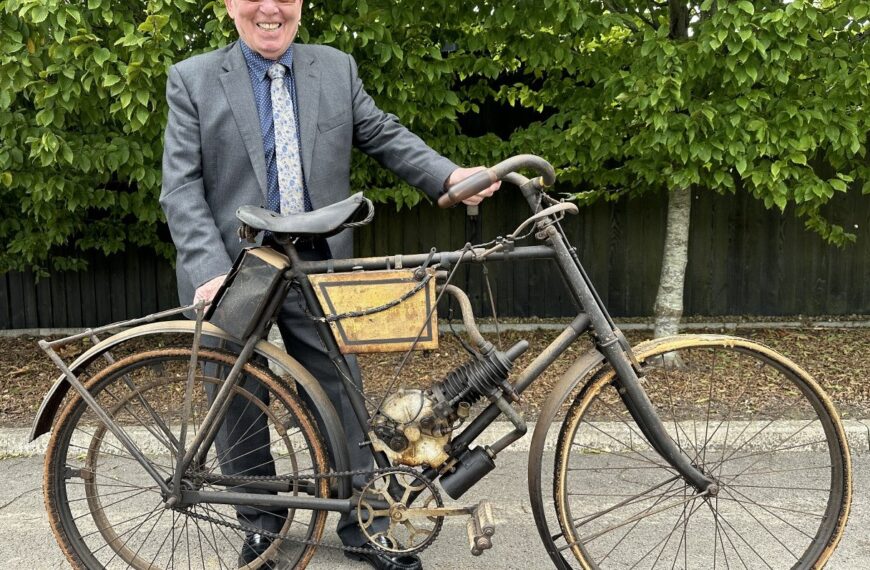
[346,54,458,200]
[160,65,233,291]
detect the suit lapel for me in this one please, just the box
[294,46,320,184]
[219,43,268,199]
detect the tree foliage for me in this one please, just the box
[462,0,869,242]
[0,0,224,273]
[1,0,868,273]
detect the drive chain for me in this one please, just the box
[176,465,436,557]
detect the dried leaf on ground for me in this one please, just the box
[2,327,868,427]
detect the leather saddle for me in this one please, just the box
[236,192,374,240]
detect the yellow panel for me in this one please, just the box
[308,269,438,354]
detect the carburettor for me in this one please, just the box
[369,341,528,468]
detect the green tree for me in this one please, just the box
[0,0,223,273]
[311,0,870,333]
[0,0,487,274]
[2,0,867,340]
[471,0,869,334]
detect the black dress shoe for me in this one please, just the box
[238,532,276,569]
[344,536,422,570]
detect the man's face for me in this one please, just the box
[225,0,303,60]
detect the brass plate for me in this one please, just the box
[309,269,438,354]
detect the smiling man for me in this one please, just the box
[160,0,496,568]
[229,0,301,59]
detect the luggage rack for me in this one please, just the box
[39,302,207,378]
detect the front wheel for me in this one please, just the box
[554,335,851,569]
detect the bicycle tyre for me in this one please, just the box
[553,335,851,569]
[44,348,331,570]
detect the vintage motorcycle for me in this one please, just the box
[33,155,850,569]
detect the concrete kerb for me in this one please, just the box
[4,419,868,459]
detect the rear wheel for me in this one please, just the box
[554,335,851,569]
[44,348,330,569]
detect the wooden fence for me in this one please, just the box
[2,187,867,329]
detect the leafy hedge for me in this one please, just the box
[1,0,867,273]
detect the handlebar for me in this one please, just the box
[437,154,556,208]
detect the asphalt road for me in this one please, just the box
[1,450,867,569]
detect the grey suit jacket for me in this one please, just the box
[160,41,458,305]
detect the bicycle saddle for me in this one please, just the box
[236,192,374,238]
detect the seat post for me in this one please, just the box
[275,235,299,264]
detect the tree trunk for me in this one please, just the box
[653,3,691,345]
[653,186,692,338]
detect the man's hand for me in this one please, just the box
[194,274,227,305]
[447,166,502,205]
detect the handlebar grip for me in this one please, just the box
[438,154,557,208]
[437,169,498,208]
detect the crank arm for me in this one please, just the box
[388,500,494,521]
[401,506,474,519]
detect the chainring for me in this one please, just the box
[356,466,444,555]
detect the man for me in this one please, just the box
[160,0,498,568]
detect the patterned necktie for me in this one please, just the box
[267,63,305,214]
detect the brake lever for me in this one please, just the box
[508,202,579,240]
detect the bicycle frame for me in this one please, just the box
[39,173,716,521]
[173,177,715,515]
[36,155,853,570]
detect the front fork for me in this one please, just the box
[540,213,716,495]
[606,345,717,494]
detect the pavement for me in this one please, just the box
[0,422,868,569]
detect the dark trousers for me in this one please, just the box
[205,242,378,546]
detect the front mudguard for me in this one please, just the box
[30,321,352,492]
[527,345,607,570]
[526,334,748,568]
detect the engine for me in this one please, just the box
[369,388,456,468]
[369,341,528,468]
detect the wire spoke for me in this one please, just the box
[596,477,685,564]
[571,475,682,529]
[71,486,158,521]
[712,504,774,569]
[720,485,819,539]
[719,486,801,559]
[628,496,706,570]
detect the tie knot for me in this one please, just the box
[267,63,286,81]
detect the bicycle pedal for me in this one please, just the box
[466,500,495,556]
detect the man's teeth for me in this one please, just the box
[258,23,281,30]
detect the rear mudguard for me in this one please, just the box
[30,321,352,493]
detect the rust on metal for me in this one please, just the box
[309,269,438,354]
